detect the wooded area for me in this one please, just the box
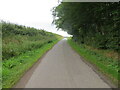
[52,2,119,52]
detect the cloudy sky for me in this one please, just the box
[0,0,71,37]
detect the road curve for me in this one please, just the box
[15,39,110,88]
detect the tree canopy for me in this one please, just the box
[52,2,120,51]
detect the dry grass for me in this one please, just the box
[85,45,119,61]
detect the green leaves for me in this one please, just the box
[53,2,119,51]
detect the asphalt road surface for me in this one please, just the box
[15,38,111,88]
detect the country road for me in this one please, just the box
[15,39,111,88]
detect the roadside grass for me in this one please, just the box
[0,66,1,89]
[67,39,119,87]
[2,21,63,61]
[2,34,59,60]
[2,21,63,88]
[2,39,61,88]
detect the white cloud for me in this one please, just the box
[0,0,71,37]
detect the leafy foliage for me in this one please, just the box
[52,2,120,51]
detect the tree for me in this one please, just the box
[52,2,120,51]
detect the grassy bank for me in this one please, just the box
[68,39,119,87]
[2,21,63,88]
[3,39,61,88]
[2,22,62,60]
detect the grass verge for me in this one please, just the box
[67,39,119,87]
[3,39,61,88]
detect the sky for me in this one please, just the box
[0,0,71,37]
